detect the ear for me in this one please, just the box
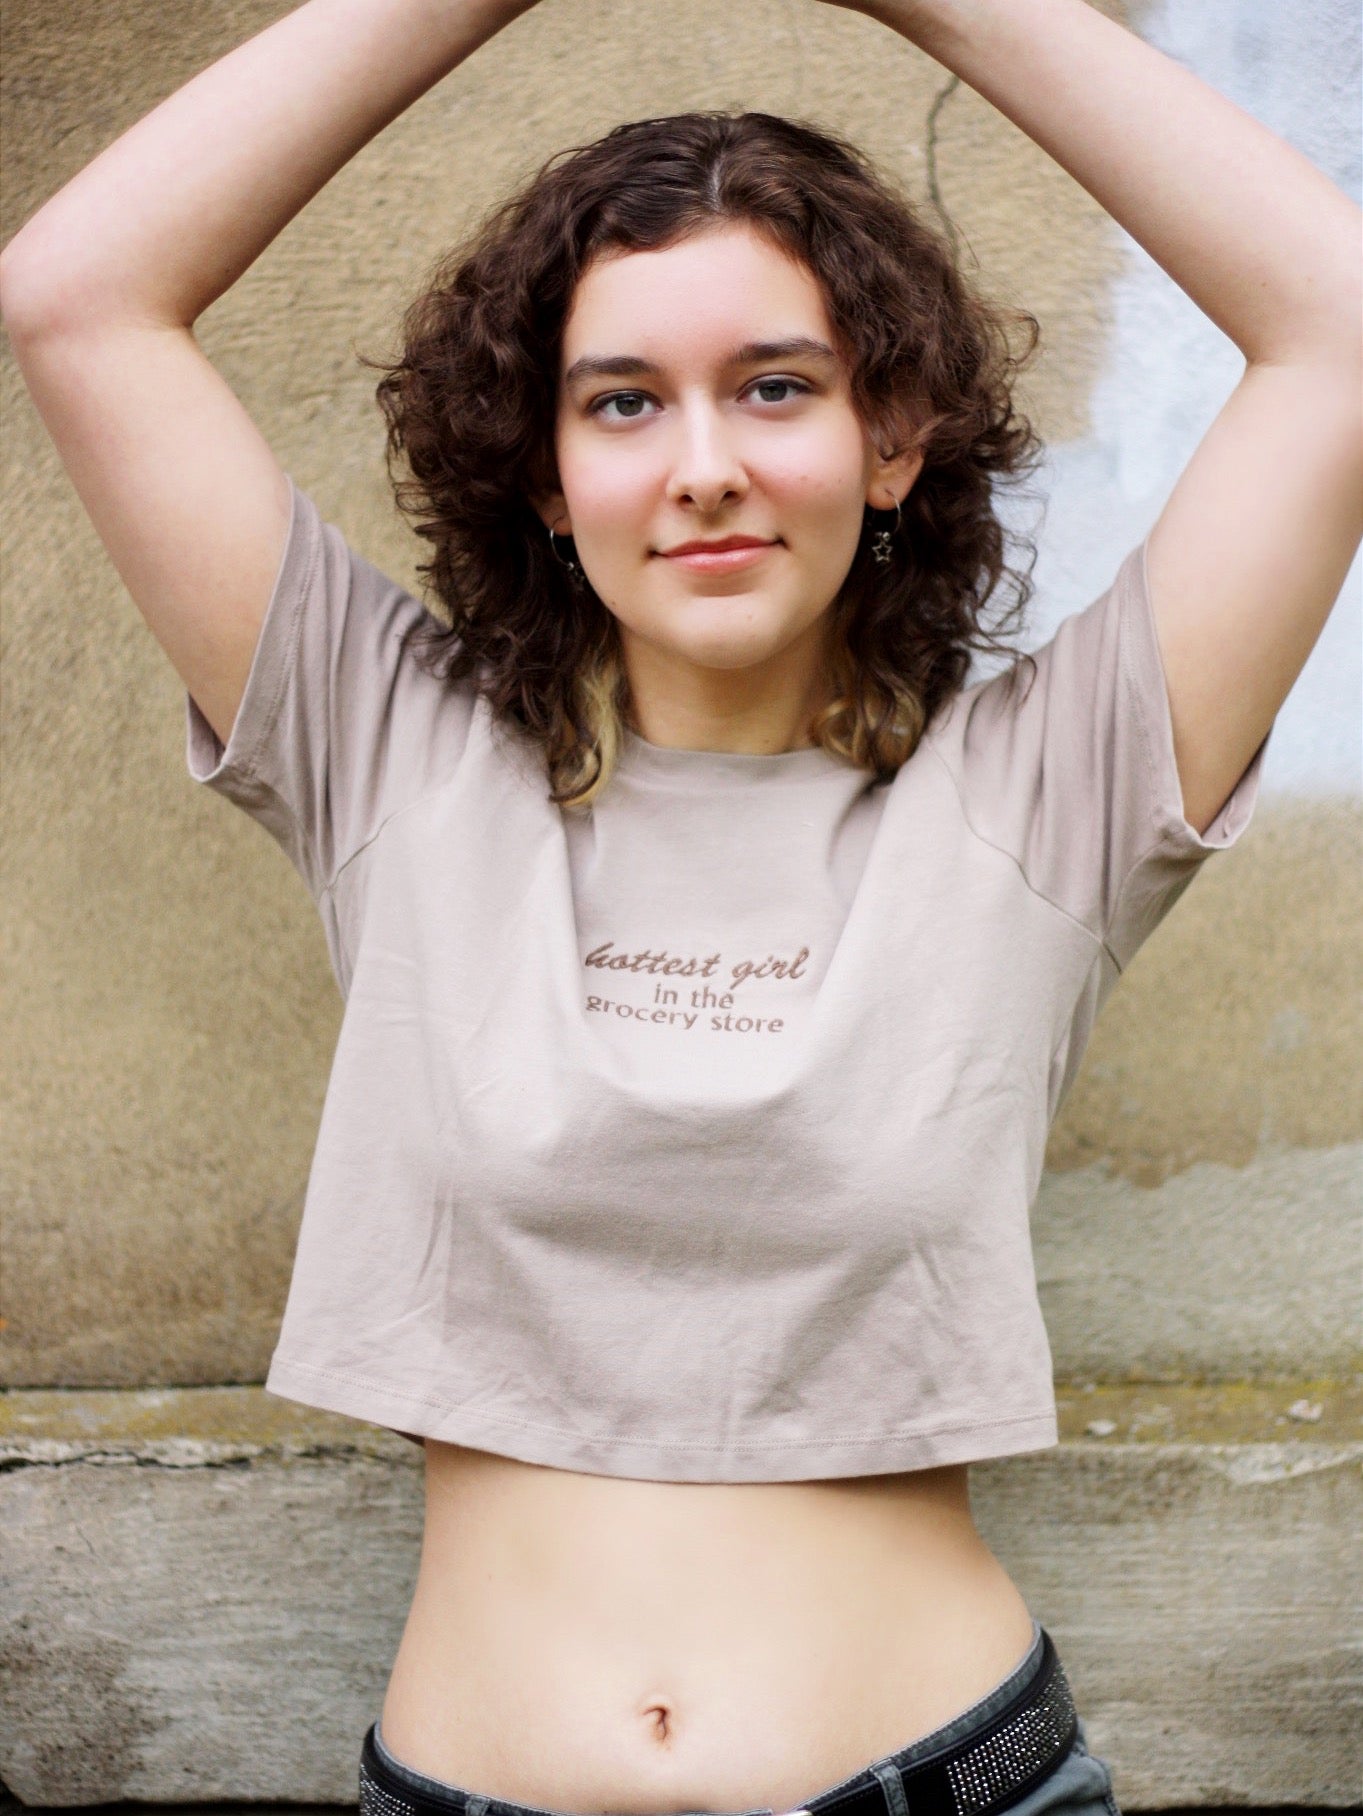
[865,423,926,514]
[531,488,572,536]
[866,446,925,514]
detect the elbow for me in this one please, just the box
[0,244,75,342]
[0,220,154,340]
[1,248,193,341]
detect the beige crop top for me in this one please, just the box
[184,476,1269,1481]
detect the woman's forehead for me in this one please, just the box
[561,224,836,367]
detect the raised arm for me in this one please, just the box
[825,0,1363,835]
[0,0,534,750]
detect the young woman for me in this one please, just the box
[3,0,1358,1812]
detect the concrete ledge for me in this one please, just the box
[2,1387,1360,1806]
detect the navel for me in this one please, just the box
[637,1695,675,1745]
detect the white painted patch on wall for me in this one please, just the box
[990,0,1362,797]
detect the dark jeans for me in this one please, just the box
[359,1620,1121,1816]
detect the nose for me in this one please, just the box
[664,397,750,514]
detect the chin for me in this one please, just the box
[664,629,803,670]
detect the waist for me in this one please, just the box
[380,1443,1036,1811]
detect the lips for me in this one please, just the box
[661,536,777,556]
[660,539,779,575]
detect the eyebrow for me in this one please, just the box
[563,337,840,390]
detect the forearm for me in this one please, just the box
[871,0,1362,366]
[0,0,528,332]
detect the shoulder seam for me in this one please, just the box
[921,733,1123,972]
[318,612,486,900]
[319,759,466,903]
[319,678,489,901]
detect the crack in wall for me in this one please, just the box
[925,73,962,253]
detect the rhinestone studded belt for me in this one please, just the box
[359,1628,1077,1816]
[800,1628,1079,1816]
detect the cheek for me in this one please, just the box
[559,436,654,535]
[764,424,869,521]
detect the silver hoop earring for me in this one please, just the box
[548,526,587,590]
[868,499,902,568]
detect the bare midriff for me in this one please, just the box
[378,1440,1037,1814]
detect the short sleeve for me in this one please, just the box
[184,476,477,898]
[938,538,1271,971]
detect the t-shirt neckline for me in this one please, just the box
[618,725,849,787]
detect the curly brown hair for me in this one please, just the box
[357,109,1043,810]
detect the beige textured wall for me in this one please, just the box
[2,0,1357,1394]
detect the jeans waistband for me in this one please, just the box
[360,1618,1074,1816]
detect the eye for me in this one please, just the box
[747,376,811,405]
[588,391,657,423]
[587,376,815,422]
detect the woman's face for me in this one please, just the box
[540,221,921,743]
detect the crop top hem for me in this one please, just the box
[264,1352,1059,1482]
